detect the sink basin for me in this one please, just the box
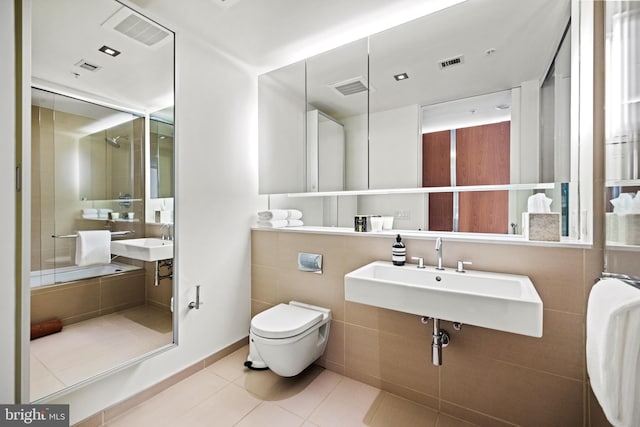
[344,261,542,337]
[111,238,173,262]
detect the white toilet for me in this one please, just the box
[245,301,331,377]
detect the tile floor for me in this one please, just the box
[31,305,173,401]
[104,346,477,427]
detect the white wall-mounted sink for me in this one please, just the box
[111,238,173,262]
[345,261,543,337]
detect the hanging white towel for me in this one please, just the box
[586,278,640,427]
[75,230,111,266]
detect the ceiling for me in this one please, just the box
[129,0,467,72]
[31,0,570,118]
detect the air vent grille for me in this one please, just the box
[113,14,170,47]
[331,78,368,96]
[75,60,101,72]
[439,55,465,69]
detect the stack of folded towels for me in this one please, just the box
[81,208,98,219]
[81,208,113,219]
[257,209,304,228]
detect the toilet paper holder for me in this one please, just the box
[298,252,322,274]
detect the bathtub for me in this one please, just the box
[30,262,142,288]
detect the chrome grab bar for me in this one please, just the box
[51,230,133,239]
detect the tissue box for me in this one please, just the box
[606,213,619,243]
[522,212,560,242]
[618,213,640,245]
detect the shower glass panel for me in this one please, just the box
[31,88,143,277]
[149,112,175,199]
[604,1,640,278]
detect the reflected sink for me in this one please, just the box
[111,238,173,262]
[344,261,542,337]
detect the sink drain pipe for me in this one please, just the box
[421,316,451,366]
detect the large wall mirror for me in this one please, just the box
[28,0,175,402]
[259,0,578,237]
[604,1,640,278]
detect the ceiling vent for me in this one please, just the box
[331,77,369,96]
[438,55,465,70]
[102,7,171,47]
[74,59,102,72]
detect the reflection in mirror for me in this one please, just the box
[258,61,306,194]
[365,0,573,235]
[150,107,175,199]
[604,1,640,279]
[30,0,174,402]
[259,0,580,238]
[306,38,369,191]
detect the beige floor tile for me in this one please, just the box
[235,364,327,404]
[30,353,51,380]
[436,413,479,427]
[30,305,175,399]
[30,372,65,402]
[275,369,342,418]
[235,402,304,427]
[369,392,438,427]
[205,346,250,381]
[173,383,261,427]
[309,377,382,427]
[106,369,229,427]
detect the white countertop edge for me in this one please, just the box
[251,226,593,249]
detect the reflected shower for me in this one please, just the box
[106,136,124,148]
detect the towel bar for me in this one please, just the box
[52,230,133,239]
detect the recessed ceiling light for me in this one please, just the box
[495,104,511,110]
[99,45,121,57]
[394,73,409,81]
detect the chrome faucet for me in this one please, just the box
[160,223,173,241]
[435,237,444,270]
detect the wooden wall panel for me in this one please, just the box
[423,131,453,231]
[457,121,510,233]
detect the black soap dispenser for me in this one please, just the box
[392,234,406,266]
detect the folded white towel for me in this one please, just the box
[82,214,99,219]
[75,230,111,266]
[258,209,289,220]
[287,219,304,227]
[287,209,303,220]
[258,209,303,221]
[257,220,289,228]
[587,278,640,427]
[82,208,98,214]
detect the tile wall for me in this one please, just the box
[31,269,146,326]
[251,229,610,426]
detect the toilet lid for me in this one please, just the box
[251,303,323,339]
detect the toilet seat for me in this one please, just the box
[251,303,322,339]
